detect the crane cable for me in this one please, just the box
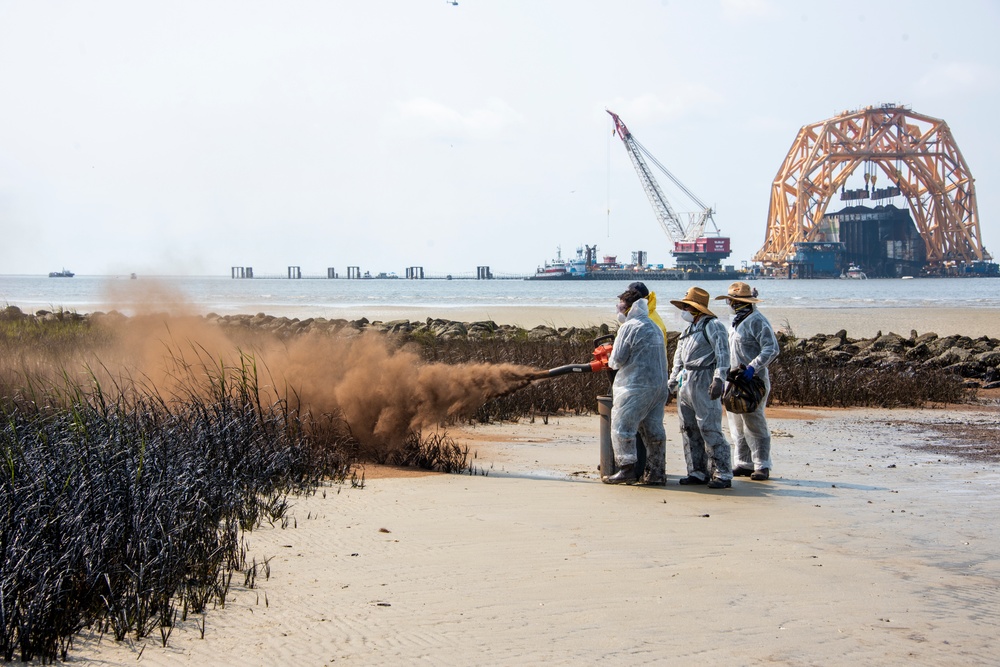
[633,138,709,211]
[607,117,612,237]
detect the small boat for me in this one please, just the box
[840,264,867,280]
[48,268,75,278]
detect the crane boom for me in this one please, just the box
[607,110,687,243]
[607,109,718,243]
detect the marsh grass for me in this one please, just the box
[768,347,966,407]
[0,365,353,662]
[395,431,470,473]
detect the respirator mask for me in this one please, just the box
[616,299,628,323]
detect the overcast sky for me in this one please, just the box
[1,0,997,277]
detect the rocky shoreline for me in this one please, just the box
[780,328,1000,389]
[8,306,1000,389]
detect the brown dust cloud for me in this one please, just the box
[4,285,542,453]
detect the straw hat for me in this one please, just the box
[714,281,761,303]
[670,287,716,317]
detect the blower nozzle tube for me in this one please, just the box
[531,363,598,380]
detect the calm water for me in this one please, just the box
[1,274,998,318]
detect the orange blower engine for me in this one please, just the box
[531,334,615,380]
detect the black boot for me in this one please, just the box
[678,475,708,485]
[604,464,636,485]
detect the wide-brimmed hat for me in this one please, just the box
[714,281,761,303]
[670,287,716,317]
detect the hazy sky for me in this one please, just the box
[1,0,997,277]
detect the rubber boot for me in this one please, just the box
[604,464,636,485]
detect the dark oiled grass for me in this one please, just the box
[391,431,470,473]
[0,373,351,663]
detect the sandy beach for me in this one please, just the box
[328,304,1000,340]
[69,399,1000,666]
[48,303,999,665]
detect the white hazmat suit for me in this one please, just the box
[607,298,670,481]
[669,315,733,482]
[727,307,779,472]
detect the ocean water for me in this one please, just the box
[1,274,998,319]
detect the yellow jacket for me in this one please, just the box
[647,291,667,342]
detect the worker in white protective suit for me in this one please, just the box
[668,287,734,489]
[714,282,779,481]
[603,282,670,485]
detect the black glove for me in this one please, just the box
[667,379,678,394]
[709,377,724,400]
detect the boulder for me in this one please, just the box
[944,361,985,378]
[975,350,1000,367]
[821,335,846,352]
[469,320,498,332]
[871,332,907,353]
[385,319,413,334]
[928,347,972,366]
[527,326,558,340]
[904,342,933,361]
[824,350,854,366]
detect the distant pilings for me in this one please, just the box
[229,264,522,279]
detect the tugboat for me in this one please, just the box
[531,246,589,279]
[48,268,75,278]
